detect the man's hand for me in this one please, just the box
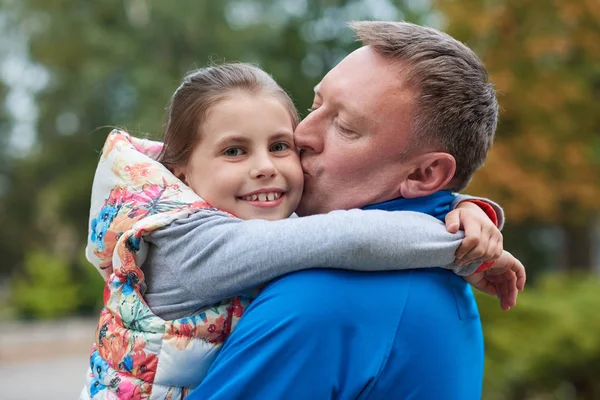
[446,201,503,267]
[463,251,526,311]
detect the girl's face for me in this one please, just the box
[175,92,304,220]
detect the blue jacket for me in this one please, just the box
[188,191,484,399]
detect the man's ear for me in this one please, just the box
[172,166,188,185]
[399,152,456,198]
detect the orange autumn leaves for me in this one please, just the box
[436,0,600,223]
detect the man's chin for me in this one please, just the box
[295,196,330,217]
[294,202,309,217]
[294,198,316,217]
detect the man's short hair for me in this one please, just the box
[350,21,498,190]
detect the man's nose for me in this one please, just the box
[250,155,277,179]
[294,115,323,153]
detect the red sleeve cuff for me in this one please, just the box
[464,199,498,227]
[474,260,495,273]
[463,200,499,274]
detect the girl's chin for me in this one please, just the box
[236,204,294,221]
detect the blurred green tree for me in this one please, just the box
[0,0,422,306]
[477,275,600,400]
[10,249,80,318]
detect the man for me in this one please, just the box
[189,21,511,399]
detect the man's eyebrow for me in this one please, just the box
[339,103,370,130]
[312,82,367,129]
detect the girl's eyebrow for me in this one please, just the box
[215,134,250,147]
[270,132,294,141]
[216,131,293,147]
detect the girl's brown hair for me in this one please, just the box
[158,63,299,170]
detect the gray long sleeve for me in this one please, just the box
[142,198,501,320]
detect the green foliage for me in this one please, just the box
[10,249,81,319]
[75,252,106,314]
[0,0,417,278]
[9,249,105,318]
[478,274,600,400]
[0,0,426,314]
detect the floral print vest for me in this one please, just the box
[81,130,251,399]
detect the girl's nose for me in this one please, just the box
[250,157,277,179]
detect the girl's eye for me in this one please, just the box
[270,142,290,152]
[223,147,244,157]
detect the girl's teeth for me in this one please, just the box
[242,192,282,201]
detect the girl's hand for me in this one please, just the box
[463,251,526,310]
[445,201,503,267]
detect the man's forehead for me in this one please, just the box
[317,51,415,138]
[326,50,404,93]
[318,55,409,111]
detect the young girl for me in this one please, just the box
[82,63,510,399]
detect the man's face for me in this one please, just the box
[294,46,417,216]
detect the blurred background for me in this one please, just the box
[0,0,598,399]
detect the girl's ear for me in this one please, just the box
[172,166,188,185]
